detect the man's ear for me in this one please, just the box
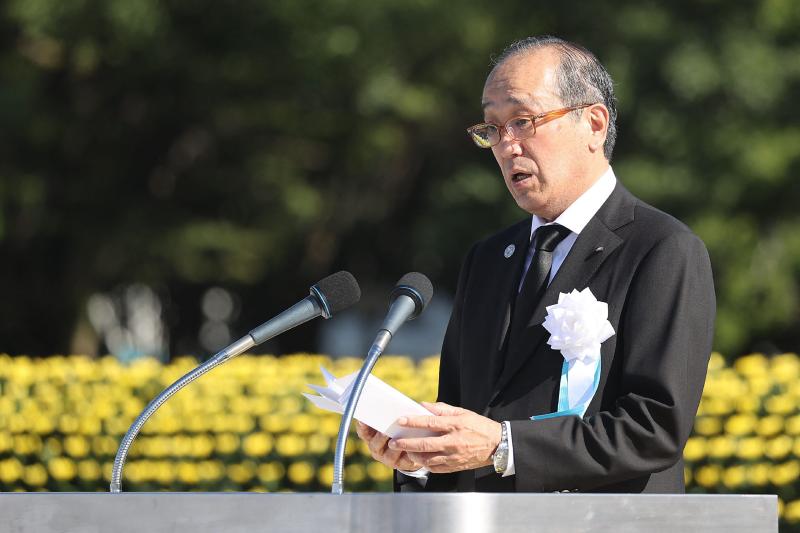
[587,104,609,154]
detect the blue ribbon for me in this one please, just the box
[530,358,601,421]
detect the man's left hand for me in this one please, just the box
[388,402,502,473]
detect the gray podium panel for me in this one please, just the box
[0,492,777,533]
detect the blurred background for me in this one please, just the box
[2,0,799,360]
[1,0,800,527]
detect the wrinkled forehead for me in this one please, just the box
[481,50,561,114]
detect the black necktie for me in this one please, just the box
[508,224,572,343]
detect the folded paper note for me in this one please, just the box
[303,367,436,439]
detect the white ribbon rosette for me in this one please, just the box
[542,288,615,411]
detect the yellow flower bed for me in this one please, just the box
[0,351,796,524]
[0,353,437,493]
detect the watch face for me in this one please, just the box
[493,447,508,473]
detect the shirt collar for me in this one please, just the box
[530,166,617,240]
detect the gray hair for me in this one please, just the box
[492,36,618,161]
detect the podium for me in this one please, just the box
[0,492,777,532]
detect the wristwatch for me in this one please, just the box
[492,421,509,474]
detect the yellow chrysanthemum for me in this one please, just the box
[735,395,761,415]
[47,457,76,481]
[734,354,768,377]
[367,462,393,482]
[197,460,224,482]
[683,437,706,462]
[344,463,366,483]
[736,437,765,461]
[756,415,784,438]
[725,414,756,437]
[242,432,274,457]
[287,461,315,485]
[694,465,720,488]
[770,460,800,487]
[23,464,48,487]
[64,435,90,458]
[177,461,200,485]
[77,459,102,481]
[746,463,770,486]
[275,434,306,457]
[227,461,256,484]
[721,465,746,489]
[693,417,722,436]
[215,433,240,455]
[765,435,793,461]
[0,433,12,454]
[765,394,795,416]
[784,500,800,523]
[317,463,334,486]
[306,434,329,455]
[707,436,735,460]
[0,458,24,484]
[292,414,317,435]
[257,461,285,483]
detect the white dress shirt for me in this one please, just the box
[401,166,618,482]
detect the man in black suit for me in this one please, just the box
[356,36,715,493]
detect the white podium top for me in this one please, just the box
[0,492,778,533]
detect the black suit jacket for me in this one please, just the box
[399,182,715,493]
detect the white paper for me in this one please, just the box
[303,367,436,439]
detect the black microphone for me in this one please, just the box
[369,272,434,353]
[248,270,361,345]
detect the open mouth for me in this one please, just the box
[512,172,532,183]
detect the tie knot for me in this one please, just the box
[533,224,571,252]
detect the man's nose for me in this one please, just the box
[496,131,523,158]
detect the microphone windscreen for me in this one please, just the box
[393,272,434,313]
[313,271,361,315]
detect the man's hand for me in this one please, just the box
[355,421,423,472]
[388,402,503,473]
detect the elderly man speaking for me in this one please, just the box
[357,35,715,493]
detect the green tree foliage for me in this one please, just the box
[0,0,798,356]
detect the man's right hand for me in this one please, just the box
[355,421,424,471]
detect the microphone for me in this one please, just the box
[206,270,361,362]
[369,272,434,355]
[110,271,360,493]
[247,270,361,347]
[332,272,433,494]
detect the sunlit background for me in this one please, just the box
[1,0,799,529]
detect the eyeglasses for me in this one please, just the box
[466,103,596,148]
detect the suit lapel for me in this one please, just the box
[485,222,532,381]
[488,183,635,401]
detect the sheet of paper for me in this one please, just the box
[303,367,436,439]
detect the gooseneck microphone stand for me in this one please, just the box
[331,273,431,494]
[109,334,257,493]
[330,329,392,495]
[109,280,347,493]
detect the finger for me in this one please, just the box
[389,435,448,453]
[397,415,456,431]
[421,401,465,416]
[356,421,376,440]
[428,463,458,474]
[404,451,452,473]
[368,432,391,455]
[396,455,423,471]
[381,448,414,469]
[405,451,437,465]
